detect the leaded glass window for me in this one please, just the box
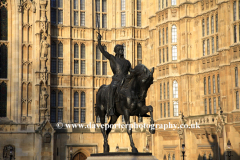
[204,77,206,95]
[209,98,212,114]
[80,0,85,10]
[167,82,169,98]
[216,14,218,32]
[216,36,219,51]
[173,80,178,98]
[0,6,8,40]
[212,37,215,53]
[102,62,107,75]
[237,91,239,109]
[172,25,177,43]
[204,98,207,114]
[172,45,177,60]
[164,103,166,117]
[51,59,56,73]
[211,16,214,34]
[208,76,211,94]
[160,83,162,100]
[207,39,210,55]
[58,108,63,122]
[121,0,125,10]
[207,17,209,35]
[137,44,142,64]
[80,12,85,26]
[168,102,170,117]
[74,108,79,123]
[102,14,107,28]
[58,43,63,57]
[160,103,162,118]
[202,19,205,37]
[167,47,168,62]
[121,12,126,27]
[172,0,176,5]
[137,12,141,27]
[0,44,7,78]
[96,0,100,11]
[74,44,79,58]
[213,75,216,93]
[0,82,7,117]
[217,74,220,93]
[236,67,238,87]
[58,10,63,24]
[159,49,161,64]
[81,92,86,123]
[58,59,63,73]
[58,91,63,106]
[74,92,79,107]
[173,101,178,116]
[203,40,205,56]
[164,83,166,99]
[234,25,237,43]
[214,97,216,114]
[234,1,237,21]
[166,27,168,44]
[74,11,78,26]
[74,60,79,74]
[159,30,161,46]
[163,48,165,63]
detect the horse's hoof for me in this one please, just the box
[103,144,109,153]
[149,127,155,134]
[132,147,138,153]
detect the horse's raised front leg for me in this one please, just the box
[124,113,138,153]
[148,105,155,134]
[100,116,109,153]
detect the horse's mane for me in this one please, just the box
[123,64,147,87]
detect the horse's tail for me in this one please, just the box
[95,84,107,117]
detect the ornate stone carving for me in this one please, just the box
[18,0,36,13]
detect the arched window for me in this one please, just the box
[0,82,7,117]
[236,67,238,87]
[202,19,205,37]
[171,0,176,5]
[0,44,8,78]
[173,101,178,116]
[81,44,86,74]
[171,25,177,43]
[173,80,178,98]
[172,154,175,160]
[137,44,142,64]
[123,43,126,58]
[50,91,56,122]
[172,45,177,60]
[74,92,79,107]
[81,92,86,123]
[237,91,239,109]
[0,6,8,40]
[74,44,79,58]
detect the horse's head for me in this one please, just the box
[132,64,154,100]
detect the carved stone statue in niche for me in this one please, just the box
[40,34,49,58]
[40,87,48,108]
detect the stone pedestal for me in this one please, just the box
[86,152,158,160]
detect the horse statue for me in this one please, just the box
[95,64,155,153]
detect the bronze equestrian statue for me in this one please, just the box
[95,33,155,153]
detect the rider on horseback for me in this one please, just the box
[97,33,133,116]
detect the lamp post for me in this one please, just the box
[226,140,232,160]
[69,147,73,160]
[182,143,185,160]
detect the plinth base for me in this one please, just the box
[86,152,158,160]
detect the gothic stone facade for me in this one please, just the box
[1,0,240,159]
